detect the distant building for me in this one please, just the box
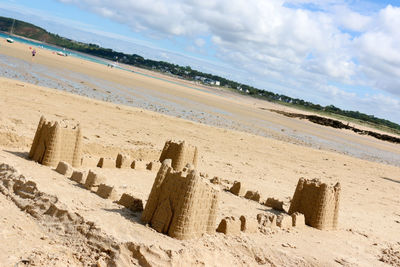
[204,78,214,84]
[194,76,219,86]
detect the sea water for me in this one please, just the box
[0,32,225,96]
[0,32,113,66]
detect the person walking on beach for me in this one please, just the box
[32,48,36,58]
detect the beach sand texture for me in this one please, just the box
[1,41,400,166]
[0,40,399,266]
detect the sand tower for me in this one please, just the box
[141,162,219,240]
[288,178,340,230]
[159,140,198,171]
[29,116,82,168]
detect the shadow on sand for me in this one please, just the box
[255,207,285,216]
[103,207,142,223]
[3,150,30,159]
[381,177,400,184]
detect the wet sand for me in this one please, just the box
[0,41,399,167]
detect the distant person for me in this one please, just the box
[32,48,36,57]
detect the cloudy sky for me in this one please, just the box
[1,0,400,123]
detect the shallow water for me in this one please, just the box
[0,32,112,66]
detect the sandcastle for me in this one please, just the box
[70,170,87,184]
[96,184,118,200]
[276,214,292,229]
[288,178,341,230]
[55,161,73,176]
[81,155,99,168]
[229,181,246,196]
[239,215,258,233]
[84,170,106,190]
[29,116,82,167]
[159,140,198,171]
[118,193,143,212]
[141,161,219,240]
[217,212,305,236]
[97,157,115,168]
[244,190,261,202]
[216,215,258,235]
[116,153,131,169]
[131,160,147,170]
[147,161,162,171]
[216,216,241,235]
[264,197,285,211]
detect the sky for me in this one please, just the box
[1,0,400,124]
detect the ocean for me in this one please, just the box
[0,32,113,66]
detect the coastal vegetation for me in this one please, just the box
[1,16,399,134]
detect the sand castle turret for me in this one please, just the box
[141,161,219,240]
[29,116,82,167]
[159,140,198,171]
[288,178,340,230]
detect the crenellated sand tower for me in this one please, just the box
[141,161,219,240]
[159,140,198,171]
[29,116,82,167]
[288,178,340,230]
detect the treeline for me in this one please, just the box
[1,16,399,131]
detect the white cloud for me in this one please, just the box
[331,5,372,32]
[53,0,400,122]
[56,0,358,82]
[352,5,400,97]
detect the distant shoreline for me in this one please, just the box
[0,31,116,66]
[2,30,399,139]
[1,41,399,166]
[1,31,236,98]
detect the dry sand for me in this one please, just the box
[1,41,399,166]
[0,40,400,266]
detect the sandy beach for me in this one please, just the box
[1,41,400,166]
[0,40,400,266]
